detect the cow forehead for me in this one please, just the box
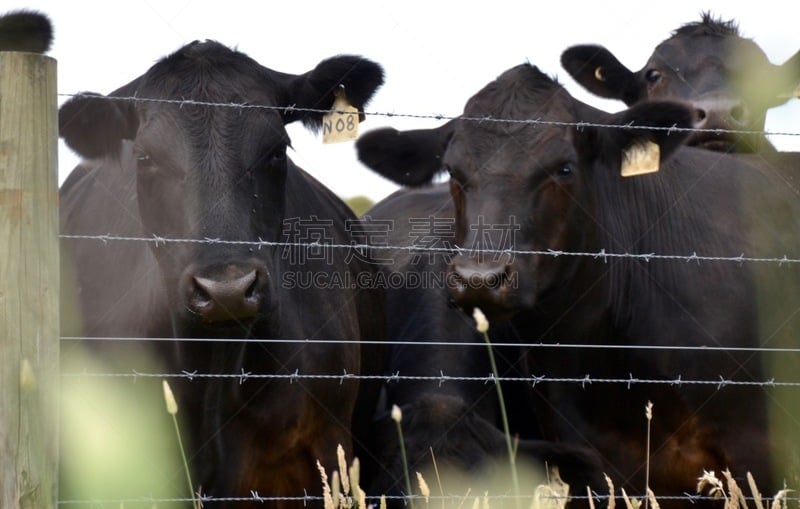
[447,120,573,177]
[653,32,770,72]
[137,41,285,105]
[129,43,291,171]
[448,65,577,174]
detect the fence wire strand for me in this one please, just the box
[59,233,800,267]
[55,492,799,507]
[59,335,800,353]
[59,369,800,389]
[58,92,800,138]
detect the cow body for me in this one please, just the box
[356,64,800,505]
[361,185,603,504]
[59,41,386,508]
[561,13,800,153]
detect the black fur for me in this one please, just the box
[0,10,52,53]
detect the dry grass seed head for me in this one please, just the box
[722,469,747,509]
[697,470,726,500]
[317,460,335,509]
[621,488,641,509]
[331,470,341,509]
[746,472,765,509]
[357,486,366,509]
[604,474,616,509]
[771,489,793,509]
[338,444,351,496]
[646,488,660,509]
[349,457,361,495]
[417,472,431,503]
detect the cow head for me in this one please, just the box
[59,41,384,337]
[561,13,800,153]
[0,9,52,53]
[357,64,693,321]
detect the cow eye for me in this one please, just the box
[260,147,287,171]
[554,164,574,181]
[645,69,662,84]
[271,148,287,167]
[134,150,156,173]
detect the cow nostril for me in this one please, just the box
[245,273,259,300]
[695,108,707,121]
[190,279,212,308]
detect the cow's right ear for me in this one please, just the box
[581,100,694,172]
[561,45,640,105]
[59,77,141,160]
[356,119,456,187]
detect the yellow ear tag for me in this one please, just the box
[322,90,359,144]
[621,140,660,177]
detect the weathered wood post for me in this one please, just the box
[0,50,59,509]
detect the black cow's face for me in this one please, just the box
[130,97,288,338]
[441,67,589,319]
[636,31,777,152]
[446,68,694,320]
[356,64,693,322]
[561,14,800,153]
[59,41,384,337]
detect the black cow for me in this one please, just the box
[360,185,603,505]
[561,13,800,153]
[0,9,51,53]
[357,64,800,506]
[59,41,386,508]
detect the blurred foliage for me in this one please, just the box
[345,195,375,217]
[61,346,187,508]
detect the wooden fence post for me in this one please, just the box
[0,51,59,509]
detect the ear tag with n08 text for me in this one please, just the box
[621,140,660,177]
[322,90,359,144]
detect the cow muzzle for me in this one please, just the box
[447,257,516,321]
[181,262,268,324]
[690,95,755,151]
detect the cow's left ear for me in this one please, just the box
[284,55,384,129]
[561,45,640,105]
[589,100,695,167]
[765,49,800,107]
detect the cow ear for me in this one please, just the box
[561,45,640,105]
[59,77,141,160]
[592,101,695,166]
[766,49,800,107]
[285,55,385,130]
[0,9,52,53]
[356,120,456,187]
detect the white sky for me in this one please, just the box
[25,0,800,202]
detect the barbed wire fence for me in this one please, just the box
[57,92,800,507]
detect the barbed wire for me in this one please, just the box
[55,491,799,507]
[58,369,800,389]
[59,335,800,353]
[57,92,800,138]
[59,233,800,266]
